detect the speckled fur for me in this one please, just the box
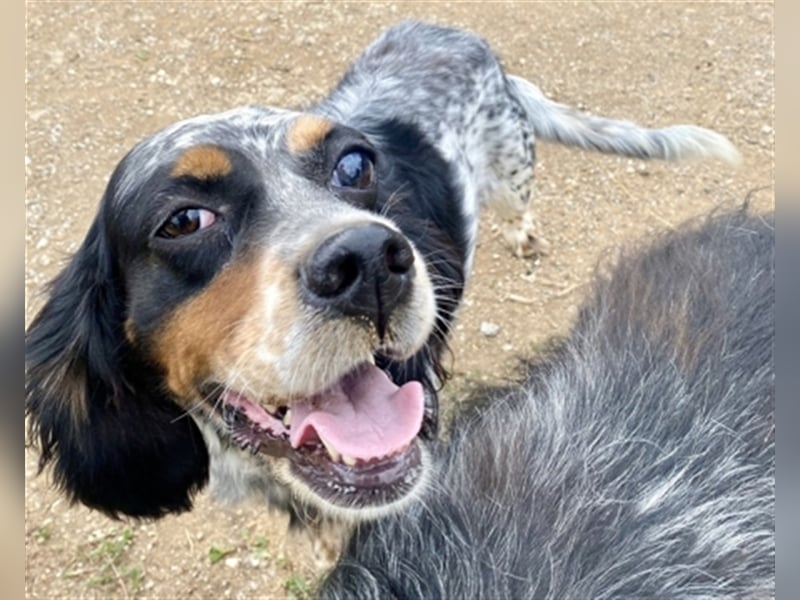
[320,208,774,599]
[318,21,740,261]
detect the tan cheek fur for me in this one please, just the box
[152,247,365,404]
[154,256,274,398]
[219,257,303,399]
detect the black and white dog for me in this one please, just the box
[320,208,775,598]
[26,21,739,525]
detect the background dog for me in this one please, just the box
[26,21,739,527]
[319,208,774,598]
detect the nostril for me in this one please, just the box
[304,243,362,298]
[322,254,360,297]
[333,254,361,295]
[384,238,414,275]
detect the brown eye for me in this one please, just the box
[158,208,216,239]
[331,149,375,190]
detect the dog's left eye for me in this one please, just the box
[157,208,217,239]
[331,150,375,190]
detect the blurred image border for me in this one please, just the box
[5,0,26,598]
[775,1,800,596]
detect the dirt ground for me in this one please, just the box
[25,2,773,598]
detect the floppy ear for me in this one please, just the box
[25,211,209,519]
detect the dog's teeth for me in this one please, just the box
[283,409,292,427]
[342,454,357,467]
[264,403,277,414]
[319,435,341,462]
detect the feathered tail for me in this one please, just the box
[507,74,741,164]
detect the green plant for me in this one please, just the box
[284,574,311,600]
[62,527,146,598]
[208,545,235,564]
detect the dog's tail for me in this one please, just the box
[507,74,741,165]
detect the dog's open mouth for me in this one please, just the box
[215,363,428,508]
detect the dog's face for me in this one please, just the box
[26,106,464,521]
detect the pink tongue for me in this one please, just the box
[289,365,424,461]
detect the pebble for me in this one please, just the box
[480,322,500,337]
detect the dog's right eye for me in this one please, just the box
[157,208,217,239]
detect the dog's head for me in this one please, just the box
[26,106,466,521]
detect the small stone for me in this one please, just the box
[480,322,500,337]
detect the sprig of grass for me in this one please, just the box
[61,527,146,598]
[284,574,311,600]
[34,525,52,544]
[208,545,235,564]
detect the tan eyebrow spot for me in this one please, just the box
[171,145,233,180]
[286,115,335,154]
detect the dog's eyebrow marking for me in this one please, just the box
[286,114,334,154]
[171,145,233,181]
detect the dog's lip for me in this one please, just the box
[290,442,424,507]
[211,361,431,462]
[211,362,429,508]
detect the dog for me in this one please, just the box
[319,208,775,598]
[26,20,740,525]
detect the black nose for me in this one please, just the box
[301,223,415,337]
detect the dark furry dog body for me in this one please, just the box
[320,209,774,598]
[26,21,739,525]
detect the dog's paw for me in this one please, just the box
[500,212,550,259]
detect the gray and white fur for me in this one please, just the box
[319,208,774,599]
